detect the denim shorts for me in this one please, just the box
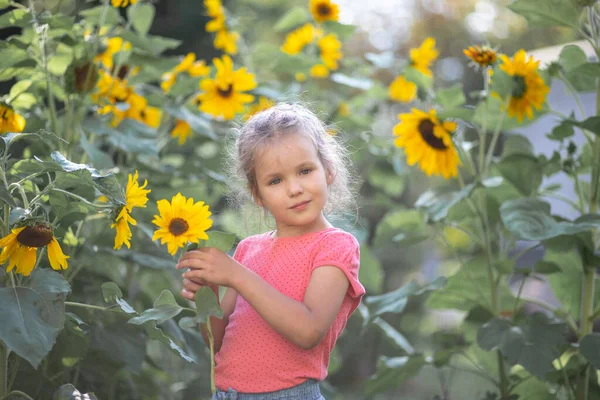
[211,379,325,400]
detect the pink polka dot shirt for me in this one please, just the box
[214,227,365,393]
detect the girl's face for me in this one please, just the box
[252,132,333,237]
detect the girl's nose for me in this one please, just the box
[287,180,304,196]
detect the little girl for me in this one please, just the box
[176,103,365,400]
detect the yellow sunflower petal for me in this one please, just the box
[47,237,69,271]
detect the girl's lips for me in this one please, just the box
[290,200,310,210]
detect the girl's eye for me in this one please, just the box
[269,178,281,185]
[300,168,312,175]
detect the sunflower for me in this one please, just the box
[318,33,343,70]
[338,102,349,117]
[410,37,439,78]
[499,49,549,122]
[393,108,460,179]
[244,96,275,121]
[214,29,239,55]
[111,170,151,250]
[310,64,329,78]
[197,55,257,120]
[171,120,192,145]
[0,104,26,133]
[389,75,417,103]
[295,72,307,82]
[162,53,211,93]
[463,45,497,69]
[0,224,69,276]
[309,0,340,23]
[95,37,131,69]
[281,23,318,55]
[111,0,137,7]
[152,193,213,256]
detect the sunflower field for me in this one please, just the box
[1,0,600,399]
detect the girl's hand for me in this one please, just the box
[181,276,212,300]
[176,247,244,288]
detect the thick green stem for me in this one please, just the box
[207,318,216,394]
[0,343,7,399]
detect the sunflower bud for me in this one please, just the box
[567,141,577,155]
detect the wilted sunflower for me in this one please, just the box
[499,49,549,122]
[393,108,461,179]
[111,170,151,250]
[111,0,137,7]
[0,104,26,133]
[244,96,275,121]
[152,193,213,256]
[0,223,69,276]
[197,55,257,120]
[281,23,319,55]
[463,45,497,69]
[389,75,417,103]
[170,120,192,145]
[318,34,343,70]
[309,0,340,23]
[410,37,439,78]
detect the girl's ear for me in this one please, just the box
[326,169,336,186]
[251,188,265,208]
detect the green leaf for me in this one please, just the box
[558,44,588,73]
[0,0,10,9]
[565,116,600,136]
[436,84,466,110]
[321,21,356,40]
[0,287,61,368]
[546,122,574,141]
[512,374,558,400]
[364,355,426,396]
[373,209,428,248]
[128,3,155,36]
[194,286,223,323]
[0,46,29,69]
[496,153,543,196]
[566,62,600,92]
[533,260,562,274]
[189,231,237,253]
[80,132,114,170]
[372,318,415,354]
[404,66,432,89]
[164,103,216,140]
[47,47,73,76]
[477,313,568,378]
[366,163,405,197]
[363,278,445,326]
[101,282,136,314]
[358,245,383,294]
[507,0,582,29]
[128,290,186,325]
[85,117,159,157]
[79,6,121,25]
[273,7,310,32]
[53,384,99,400]
[29,268,71,329]
[500,198,600,241]
[0,9,32,28]
[415,183,475,222]
[580,333,600,370]
[543,246,585,319]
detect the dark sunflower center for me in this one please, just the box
[512,75,527,98]
[318,4,332,16]
[17,225,53,247]
[418,119,447,150]
[218,84,234,98]
[169,218,189,236]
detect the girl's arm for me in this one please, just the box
[231,265,349,350]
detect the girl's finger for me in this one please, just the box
[181,288,194,300]
[183,278,203,292]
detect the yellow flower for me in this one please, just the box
[295,72,307,82]
[0,104,26,133]
[318,34,343,70]
[197,55,257,120]
[0,224,69,276]
[214,29,240,55]
[338,102,349,116]
[309,0,340,23]
[171,120,192,145]
[463,45,497,69]
[410,37,439,78]
[111,170,151,250]
[152,193,213,256]
[95,37,131,69]
[244,96,275,121]
[204,0,224,18]
[499,49,549,123]
[310,64,329,78]
[161,72,178,93]
[281,23,318,55]
[389,75,417,103]
[206,13,226,32]
[393,108,461,179]
[162,53,211,93]
[92,70,130,104]
[111,0,137,7]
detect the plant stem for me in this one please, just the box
[0,390,35,400]
[206,318,216,394]
[0,343,7,399]
[65,302,117,312]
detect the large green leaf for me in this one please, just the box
[85,116,159,157]
[188,231,237,253]
[500,198,600,241]
[543,246,584,320]
[29,268,71,329]
[372,318,415,355]
[273,6,310,32]
[436,84,466,110]
[0,9,32,28]
[194,286,223,323]
[129,290,189,325]
[507,0,582,29]
[415,183,475,222]
[0,46,29,69]
[363,278,445,326]
[0,287,61,368]
[80,132,114,170]
[373,209,429,248]
[477,313,568,378]
[364,354,426,396]
[128,3,155,36]
[496,153,543,196]
[79,6,121,25]
[580,333,600,370]
[512,374,558,400]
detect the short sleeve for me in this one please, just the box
[312,231,366,300]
